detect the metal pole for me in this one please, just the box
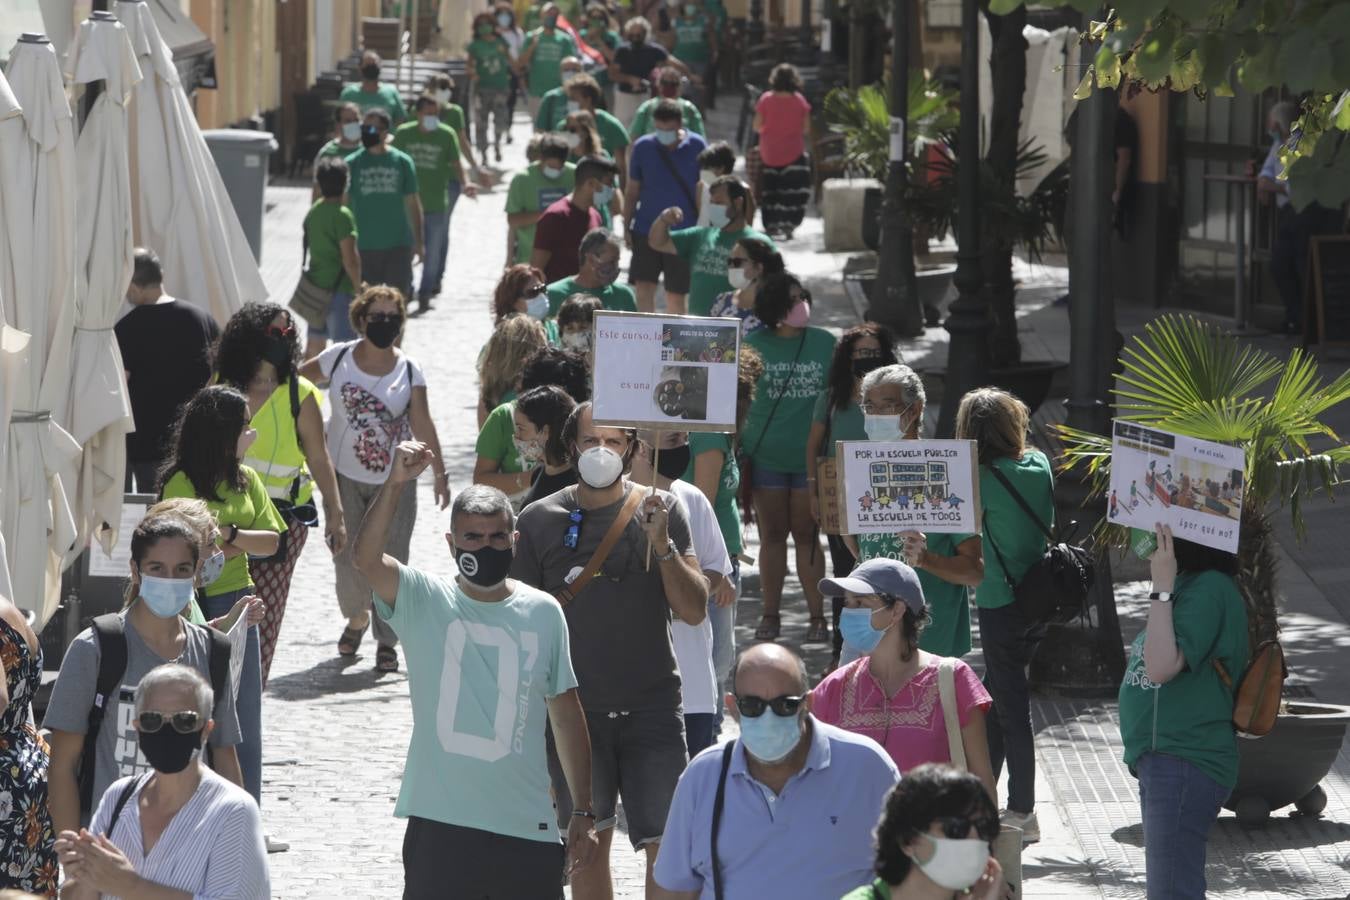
[1234,186,1247,331]
[934,0,989,438]
[866,0,922,337]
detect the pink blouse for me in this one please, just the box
[810,655,992,773]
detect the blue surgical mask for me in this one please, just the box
[738,709,804,764]
[707,202,730,228]
[138,573,196,618]
[838,606,889,654]
[594,183,615,207]
[655,127,679,146]
[526,294,550,319]
[864,413,905,442]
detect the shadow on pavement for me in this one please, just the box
[267,654,403,700]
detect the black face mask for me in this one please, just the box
[138,727,203,774]
[365,316,403,349]
[629,35,645,46]
[361,125,383,149]
[262,334,291,368]
[655,443,692,481]
[852,356,886,380]
[361,63,381,80]
[455,545,514,587]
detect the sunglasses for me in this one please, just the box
[523,283,548,299]
[367,313,403,324]
[932,815,1000,842]
[265,324,295,339]
[727,257,749,268]
[563,508,584,549]
[138,710,203,734]
[735,693,805,718]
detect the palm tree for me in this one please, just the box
[1057,315,1350,653]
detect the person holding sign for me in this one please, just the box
[1118,524,1247,900]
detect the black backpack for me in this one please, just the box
[78,614,231,814]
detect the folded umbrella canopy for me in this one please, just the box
[64,13,141,559]
[0,44,82,627]
[114,0,266,325]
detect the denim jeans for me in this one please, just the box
[360,245,413,304]
[418,185,460,299]
[202,588,263,805]
[1137,752,1229,899]
[316,290,356,343]
[976,601,1041,813]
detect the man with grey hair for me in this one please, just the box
[353,443,598,897]
[545,227,638,316]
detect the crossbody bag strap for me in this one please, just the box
[710,740,737,900]
[553,487,648,607]
[105,772,149,837]
[981,510,1018,592]
[985,464,1054,541]
[746,331,807,460]
[938,658,966,770]
[652,143,699,211]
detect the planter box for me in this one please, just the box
[822,177,883,252]
[1225,701,1350,827]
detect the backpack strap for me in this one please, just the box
[710,740,736,900]
[81,614,129,813]
[938,658,966,770]
[105,773,148,838]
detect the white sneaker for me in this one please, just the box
[1000,809,1040,844]
[265,834,290,854]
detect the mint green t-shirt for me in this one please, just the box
[670,225,775,316]
[555,109,631,158]
[303,201,358,294]
[684,431,741,556]
[1118,569,1249,788]
[506,162,577,263]
[628,97,706,140]
[467,37,513,90]
[545,276,638,315]
[672,14,711,62]
[374,562,578,841]
[742,327,836,474]
[525,29,578,97]
[534,86,570,132]
[811,393,866,458]
[339,82,408,124]
[344,147,419,250]
[855,531,974,658]
[393,121,462,212]
[972,450,1054,610]
[476,401,531,474]
[161,466,286,597]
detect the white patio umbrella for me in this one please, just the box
[65,13,141,557]
[0,49,82,626]
[114,0,267,325]
[0,323,27,605]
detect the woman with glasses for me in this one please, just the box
[707,236,783,334]
[804,324,898,671]
[489,263,557,354]
[214,303,345,688]
[742,272,836,643]
[57,664,268,899]
[844,765,1004,900]
[298,286,448,674]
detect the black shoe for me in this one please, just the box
[495,146,503,163]
[416,295,433,315]
[505,132,514,145]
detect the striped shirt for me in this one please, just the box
[89,767,270,899]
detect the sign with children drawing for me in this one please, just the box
[1108,421,1244,553]
[837,440,981,534]
[591,311,741,432]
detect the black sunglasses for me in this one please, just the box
[932,815,1000,842]
[138,710,203,734]
[367,312,403,325]
[727,257,749,268]
[563,508,584,549]
[523,283,548,299]
[735,693,805,718]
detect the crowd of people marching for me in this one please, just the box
[0,1,1252,898]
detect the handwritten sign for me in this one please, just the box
[591,311,741,432]
[837,440,981,534]
[1108,421,1244,553]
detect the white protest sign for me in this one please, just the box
[1108,421,1244,553]
[591,311,741,432]
[837,439,981,534]
[86,502,149,577]
[227,611,249,701]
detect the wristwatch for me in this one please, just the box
[1149,591,1172,603]
[653,543,677,562]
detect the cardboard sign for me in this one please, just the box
[591,311,741,432]
[1108,421,1244,553]
[837,439,981,534]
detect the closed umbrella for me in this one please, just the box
[65,12,141,558]
[114,0,266,325]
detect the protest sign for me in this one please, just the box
[1108,421,1244,553]
[591,311,741,432]
[837,439,981,534]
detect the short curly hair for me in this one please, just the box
[873,765,998,886]
[214,302,299,388]
[349,284,408,334]
[492,264,547,324]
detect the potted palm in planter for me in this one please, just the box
[1057,315,1350,827]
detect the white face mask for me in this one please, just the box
[700,169,718,186]
[912,835,990,892]
[341,121,362,142]
[727,267,749,290]
[421,114,439,131]
[434,89,452,104]
[567,100,582,114]
[563,132,582,149]
[561,331,591,351]
[576,445,624,488]
[199,548,226,587]
[513,436,544,465]
[542,164,564,180]
[864,414,905,442]
[526,294,550,320]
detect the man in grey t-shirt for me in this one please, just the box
[511,401,709,898]
[43,611,242,830]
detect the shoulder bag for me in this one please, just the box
[982,464,1094,626]
[553,487,647,607]
[289,231,344,328]
[736,331,807,525]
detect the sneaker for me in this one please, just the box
[1001,809,1039,844]
[265,834,290,854]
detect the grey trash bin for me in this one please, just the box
[202,129,278,264]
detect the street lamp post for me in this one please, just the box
[934,0,990,438]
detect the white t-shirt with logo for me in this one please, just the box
[318,341,427,484]
[669,478,733,714]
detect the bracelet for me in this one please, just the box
[653,543,677,562]
[572,809,596,819]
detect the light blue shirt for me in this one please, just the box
[375,563,578,842]
[654,718,900,898]
[1259,138,1289,209]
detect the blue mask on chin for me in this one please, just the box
[838,606,889,654]
[738,710,804,763]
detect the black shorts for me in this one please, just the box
[629,231,692,293]
[402,817,564,900]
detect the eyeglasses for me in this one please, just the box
[138,710,202,734]
[562,509,584,549]
[735,693,805,718]
[860,401,912,416]
[727,257,749,268]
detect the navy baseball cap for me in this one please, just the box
[819,558,926,614]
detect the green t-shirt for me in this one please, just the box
[1118,570,1250,788]
[628,97,706,140]
[972,450,1054,610]
[161,466,286,597]
[392,121,462,212]
[581,29,620,86]
[476,401,531,474]
[315,138,360,163]
[506,162,577,263]
[672,14,710,62]
[525,29,578,97]
[438,103,467,141]
[842,878,889,900]
[555,109,630,158]
[683,432,741,555]
[855,531,973,658]
[670,225,776,316]
[303,201,358,294]
[344,147,419,250]
[811,393,866,458]
[534,86,570,132]
[339,82,408,124]
[373,562,578,841]
[545,276,638,315]
[741,327,836,474]
[467,37,513,90]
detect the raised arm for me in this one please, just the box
[646,206,683,254]
[641,494,707,624]
[354,441,432,608]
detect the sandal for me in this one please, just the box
[754,613,781,642]
[375,644,400,673]
[805,617,830,643]
[337,624,366,657]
